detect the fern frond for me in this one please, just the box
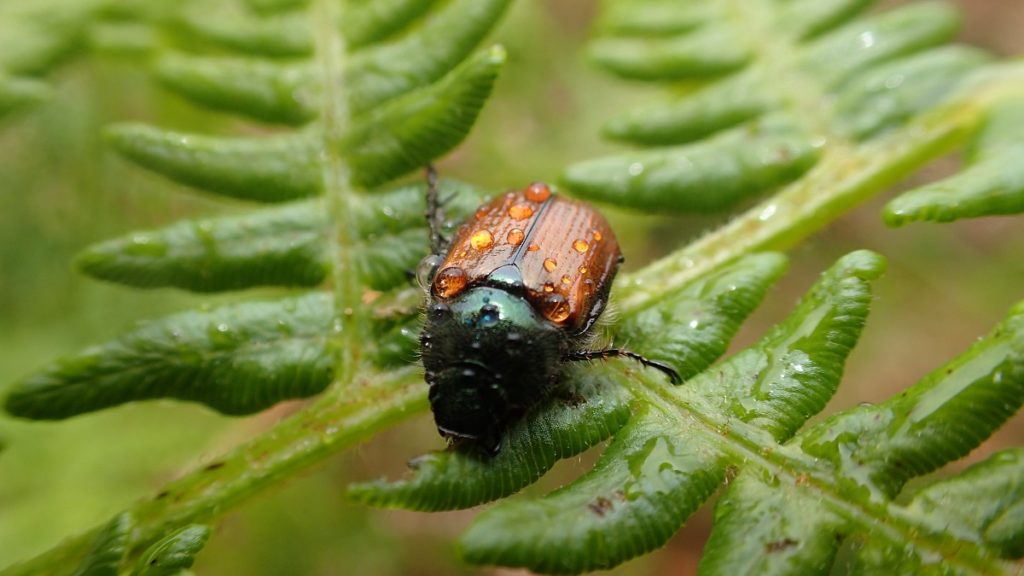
[4,0,1024,574]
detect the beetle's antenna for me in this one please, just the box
[566,348,681,384]
[424,164,449,254]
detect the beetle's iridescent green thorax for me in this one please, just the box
[421,286,567,450]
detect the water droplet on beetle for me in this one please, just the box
[527,243,540,252]
[416,254,444,290]
[543,258,557,272]
[592,230,603,242]
[507,228,525,245]
[508,204,533,220]
[543,282,555,293]
[433,266,468,298]
[525,182,551,202]
[561,274,572,285]
[470,229,494,250]
[542,294,570,323]
[573,239,589,253]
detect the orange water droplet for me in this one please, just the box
[543,258,557,272]
[470,229,493,250]
[507,228,525,245]
[561,274,572,285]
[592,230,603,242]
[527,243,540,252]
[542,282,555,293]
[579,266,588,274]
[508,204,534,220]
[573,239,589,253]
[542,294,570,323]
[458,250,467,258]
[433,267,468,299]
[525,182,551,203]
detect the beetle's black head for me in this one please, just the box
[421,286,567,451]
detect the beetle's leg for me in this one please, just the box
[425,163,450,254]
[566,348,681,384]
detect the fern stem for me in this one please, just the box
[1,368,427,576]
[313,0,367,386]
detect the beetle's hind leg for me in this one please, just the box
[424,164,451,254]
[566,348,681,384]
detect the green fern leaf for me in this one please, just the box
[131,525,210,576]
[70,513,133,576]
[4,294,336,418]
[905,449,1024,558]
[0,74,50,119]
[176,2,311,58]
[885,98,1024,224]
[107,48,502,201]
[74,180,484,292]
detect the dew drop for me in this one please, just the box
[578,266,588,274]
[508,204,534,220]
[543,258,557,272]
[543,282,555,293]
[470,229,494,250]
[592,230,603,242]
[525,182,552,202]
[415,254,444,290]
[527,243,540,252]
[507,228,525,245]
[561,274,572,285]
[628,162,645,176]
[573,239,589,253]
[433,266,468,298]
[542,294,570,323]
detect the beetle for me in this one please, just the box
[418,168,679,452]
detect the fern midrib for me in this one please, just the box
[314,0,366,387]
[628,373,1013,575]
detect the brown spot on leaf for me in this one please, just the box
[588,496,615,516]
[765,538,799,553]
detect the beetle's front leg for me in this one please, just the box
[566,348,682,384]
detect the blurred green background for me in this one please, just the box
[1,1,1022,574]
